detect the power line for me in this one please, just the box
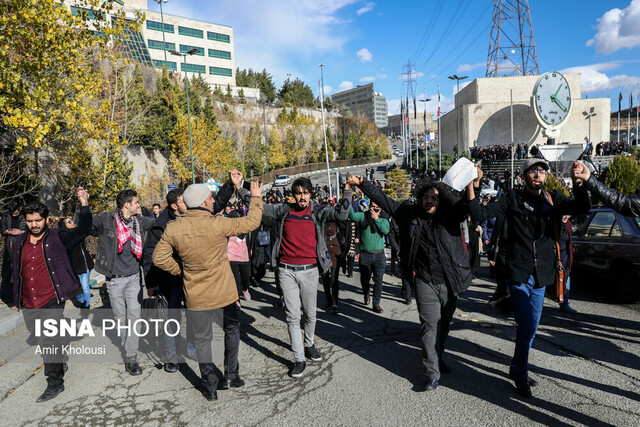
[413,0,446,61]
[418,0,469,70]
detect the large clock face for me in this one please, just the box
[533,72,572,127]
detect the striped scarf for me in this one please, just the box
[114,208,143,259]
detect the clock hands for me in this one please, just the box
[550,84,568,113]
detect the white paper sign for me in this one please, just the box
[442,158,478,191]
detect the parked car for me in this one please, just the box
[571,207,640,302]
[273,175,292,186]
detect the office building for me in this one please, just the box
[330,83,388,128]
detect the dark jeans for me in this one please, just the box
[508,275,545,381]
[23,298,66,386]
[161,280,187,363]
[187,302,239,393]
[414,279,457,380]
[322,267,340,306]
[359,251,386,306]
[230,261,251,297]
[341,254,355,277]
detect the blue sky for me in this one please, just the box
[146,0,640,116]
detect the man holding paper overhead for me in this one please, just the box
[346,173,471,392]
[465,158,590,398]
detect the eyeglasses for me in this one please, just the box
[526,169,548,176]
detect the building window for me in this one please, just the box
[207,31,231,43]
[71,6,104,20]
[153,60,177,71]
[182,63,206,74]
[179,44,204,55]
[208,49,231,59]
[178,26,204,38]
[148,40,175,51]
[209,66,232,77]
[146,20,174,33]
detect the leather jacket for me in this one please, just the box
[585,176,640,217]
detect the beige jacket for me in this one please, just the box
[152,197,263,310]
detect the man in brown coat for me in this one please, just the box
[153,180,263,401]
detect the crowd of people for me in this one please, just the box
[1,158,639,403]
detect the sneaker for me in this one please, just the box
[236,300,241,309]
[304,345,322,361]
[289,361,306,378]
[242,290,251,301]
[559,304,577,314]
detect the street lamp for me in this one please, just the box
[170,47,200,184]
[448,74,467,159]
[583,107,597,147]
[260,98,269,174]
[319,63,333,199]
[153,0,168,69]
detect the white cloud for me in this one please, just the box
[357,48,373,62]
[323,85,333,95]
[338,80,354,91]
[456,62,485,74]
[398,71,424,80]
[359,76,376,83]
[561,61,640,92]
[157,0,359,81]
[356,2,375,15]
[587,0,640,54]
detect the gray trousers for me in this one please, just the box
[414,279,457,380]
[108,273,143,359]
[279,265,319,362]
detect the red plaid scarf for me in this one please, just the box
[114,209,143,259]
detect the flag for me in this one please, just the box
[619,91,623,112]
[631,92,634,108]
[413,96,417,119]
[437,87,441,117]
[400,99,404,122]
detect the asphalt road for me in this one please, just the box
[0,258,638,426]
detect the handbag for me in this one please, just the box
[142,293,169,322]
[545,192,567,303]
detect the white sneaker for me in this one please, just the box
[242,290,251,301]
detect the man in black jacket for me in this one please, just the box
[466,159,590,398]
[347,175,471,391]
[572,161,640,217]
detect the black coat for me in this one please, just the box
[585,176,640,217]
[58,226,94,274]
[359,180,472,296]
[468,185,590,287]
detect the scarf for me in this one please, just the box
[114,208,143,259]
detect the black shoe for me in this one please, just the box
[509,368,538,386]
[424,377,439,391]
[514,379,532,398]
[62,362,68,375]
[289,361,306,378]
[125,360,143,376]
[439,360,452,374]
[304,345,322,361]
[364,294,370,305]
[217,376,245,390]
[201,389,218,401]
[372,305,383,313]
[331,304,339,314]
[559,304,578,314]
[36,383,64,403]
[277,296,285,308]
[164,363,179,373]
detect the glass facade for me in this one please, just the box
[178,26,204,38]
[116,18,153,67]
[146,20,174,33]
[208,49,231,59]
[182,63,206,74]
[207,31,230,43]
[153,60,177,71]
[71,6,104,20]
[148,40,175,51]
[179,44,204,56]
[210,67,232,77]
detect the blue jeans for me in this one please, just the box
[508,274,545,381]
[75,269,91,308]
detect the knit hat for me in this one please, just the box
[183,184,211,208]
[521,158,549,173]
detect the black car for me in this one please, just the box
[571,207,640,302]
